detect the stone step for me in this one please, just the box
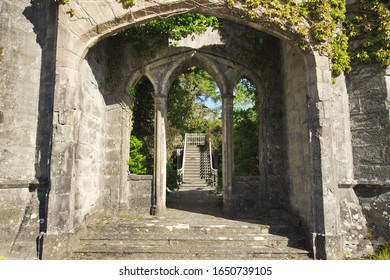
[183,167,202,171]
[183,179,205,183]
[185,156,200,164]
[183,171,202,174]
[186,145,203,149]
[69,188,311,260]
[71,245,310,260]
[86,221,299,236]
[183,170,203,174]
[78,233,305,248]
[184,169,202,173]
[182,181,207,186]
[180,183,209,187]
[183,174,203,178]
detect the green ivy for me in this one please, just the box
[346,0,390,67]
[119,0,136,8]
[55,0,389,75]
[226,0,349,76]
[227,0,390,75]
[120,13,221,57]
[53,0,69,4]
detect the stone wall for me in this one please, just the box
[347,65,390,182]
[264,68,289,214]
[232,176,262,218]
[0,0,56,259]
[0,0,41,182]
[127,175,153,215]
[71,47,107,227]
[338,187,372,258]
[354,185,390,245]
[280,42,313,228]
[0,187,39,259]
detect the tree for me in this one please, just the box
[129,77,154,174]
[233,78,259,176]
[128,135,148,174]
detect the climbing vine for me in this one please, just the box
[120,13,221,57]
[54,0,390,75]
[346,0,390,67]
[226,0,350,76]
[226,0,390,75]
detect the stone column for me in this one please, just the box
[305,52,342,259]
[222,93,235,216]
[151,94,167,215]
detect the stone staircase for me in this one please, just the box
[182,144,209,187]
[69,188,311,260]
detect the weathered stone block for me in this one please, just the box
[351,129,388,147]
[355,165,390,181]
[232,176,262,218]
[354,185,390,244]
[353,146,385,165]
[51,176,72,196]
[359,95,388,114]
[350,113,383,129]
[127,175,152,214]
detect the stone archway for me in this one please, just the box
[43,1,354,260]
[141,50,263,216]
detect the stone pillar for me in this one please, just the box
[119,106,131,211]
[151,94,167,215]
[305,52,342,259]
[222,93,235,216]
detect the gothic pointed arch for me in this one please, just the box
[159,51,227,96]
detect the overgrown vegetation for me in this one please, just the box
[365,242,390,260]
[233,78,259,176]
[346,0,390,67]
[56,0,389,76]
[226,0,390,75]
[120,13,220,57]
[128,135,148,175]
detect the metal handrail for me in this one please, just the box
[186,133,206,145]
[177,134,187,185]
[208,140,218,186]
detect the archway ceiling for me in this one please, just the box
[142,48,256,95]
[125,22,274,94]
[58,0,310,62]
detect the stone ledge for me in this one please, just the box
[0,179,39,189]
[338,179,357,188]
[354,180,390,187]
[128,174,153,181]
[338,179,390,188]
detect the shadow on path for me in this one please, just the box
[166,187,225,218]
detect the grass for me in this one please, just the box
[365,243,390,260]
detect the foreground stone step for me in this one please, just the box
[85,221,299,236]
[78,231,305,246]
[69,188,311,260]
[72,245,310,260]
[70,217,309,260]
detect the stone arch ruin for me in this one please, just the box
[1,0,389,260]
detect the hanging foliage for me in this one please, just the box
[55,0,390,74]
